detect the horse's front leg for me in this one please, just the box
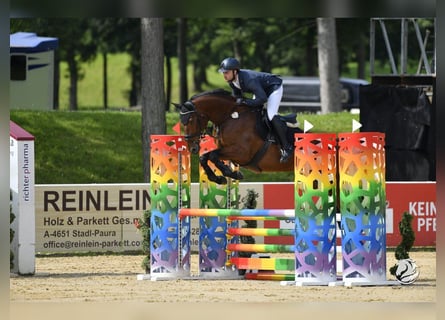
[207,150,244,182]
[199,152,228,185]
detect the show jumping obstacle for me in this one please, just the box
[148,132,389,286]
[196,135,240,278]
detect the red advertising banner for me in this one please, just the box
[385,182,436,247]
[263,182,436,247]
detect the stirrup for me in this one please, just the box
[280,148,292,163]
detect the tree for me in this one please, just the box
[141,18,166,183]
[50,19,97,110]
[90,18,119,109]
[90,18,140,109]
[187,18,217,92]
[125,21,142,107]
[336,19,369,79]
[163,19,179,110]
[177,18,188,103]
[317,18,342,114]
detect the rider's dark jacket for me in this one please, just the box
[228,69,282,108]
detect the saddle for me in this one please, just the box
[234,108,300,171]
[255,108,300,144]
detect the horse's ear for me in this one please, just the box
[172,102,181,110]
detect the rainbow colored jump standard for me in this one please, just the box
[149,135,191,279]
[338,132,386,284]
[294,133,337,284]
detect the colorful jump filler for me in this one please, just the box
[180,208,297,279]
[197,135,240,278]
[293,133,338,284]
[149,135,191,279]
[338,132,387,284]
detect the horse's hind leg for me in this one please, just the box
[199,152,228,184]
[208,150,244,181]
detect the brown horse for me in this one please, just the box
[175,89,302,184]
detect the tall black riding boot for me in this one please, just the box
[271,116,293,163]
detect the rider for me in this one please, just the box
[218,57,292,163]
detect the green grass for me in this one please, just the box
[10,110,358,184]
[58,53,228,110]
[59,54,133,110]
[11,110,143,184]
[297,111,360,133]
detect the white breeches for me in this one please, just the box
[266,85,283,121]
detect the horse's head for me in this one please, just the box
[174,90,235,154]
[174,100,207,154]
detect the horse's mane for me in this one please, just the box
[191,89,232,100]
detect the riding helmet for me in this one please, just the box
[218,57,240,72]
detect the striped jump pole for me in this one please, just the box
[197,135,239,278]
[231,257,295,272]
[228,227,294,237]
[294,133,338,285]
[149,135,191,279]
[338,132,387,285]
[180,208,296,219]
[227,243,295,253]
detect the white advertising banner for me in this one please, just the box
[35,184,153,253]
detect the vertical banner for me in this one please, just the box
[150,135,190,279]
[198,135,239,278]
[294,133,337,284]
[338,132,386,283]
[10,121,35,275]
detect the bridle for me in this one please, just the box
[179,101,206,142]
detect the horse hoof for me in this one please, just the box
[214,176,227,185]
[233,171,244,180]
